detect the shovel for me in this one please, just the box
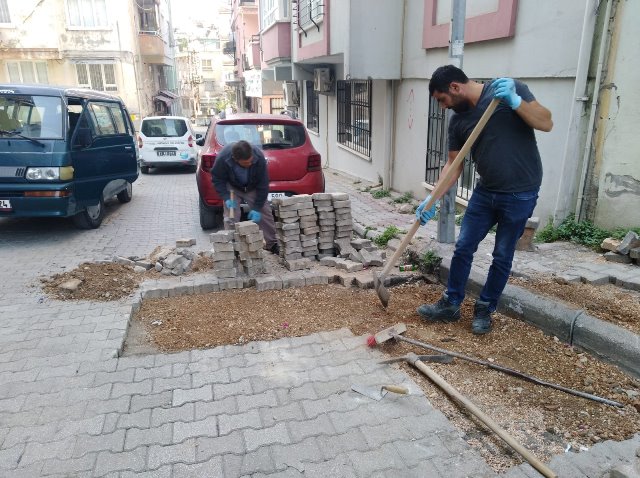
[351,384,409,401]
[223,190,236,230]
[373,98,500,308]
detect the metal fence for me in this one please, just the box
[425,96,477,202]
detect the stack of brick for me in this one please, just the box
[313,193,336,257]
[234,221,267,275]
[273,197,303,261]
[297,195,319,259]
[332,193,353,241]
[209,230,237,278]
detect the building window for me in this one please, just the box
[201,59,213,71]
[138,0,158,33]
[298,0,323,29]
[305,81,318,133]
[76,63,117,92]
[337,79,371,157]
[0,0,11,23]
[6,61,49,84]
[203,80,215,92]
[425,96,477,202]
[261,0,288,30]
[270,97,284,115]
[67,0,108,28]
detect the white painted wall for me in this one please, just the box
[594,0,640,228]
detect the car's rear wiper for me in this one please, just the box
[0,129,46,147]
[262,142,290,149]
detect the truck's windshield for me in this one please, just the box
[0,95,64,139]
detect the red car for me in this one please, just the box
[196,114,325,229]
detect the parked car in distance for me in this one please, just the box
[0,84,138,229]
[138,116,201,173]
[196,114,325,229]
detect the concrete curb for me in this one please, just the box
[438,257,640,379]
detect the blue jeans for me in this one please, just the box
[446,184,538,312]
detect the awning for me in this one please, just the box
[157,89,178,99]
[153,95,172,106]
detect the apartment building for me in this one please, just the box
[0,0,178,126]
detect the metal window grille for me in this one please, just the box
[337,79,371,157]
[75,63,117,92]
[298,0,323,29]
[305,81,318,133]
[0,0,11,23]
[425,96,477,202]
[270,97,285,115]
[6,61,49,84]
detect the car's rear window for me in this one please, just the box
[215,123,306,149]
[141,118,188,137]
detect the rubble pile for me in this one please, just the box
[601,231,640,265]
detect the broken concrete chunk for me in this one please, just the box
[359,248,384,267]
[604,251,632,264]
[113,256,135,266]
[59,278,83,292]
[600,238,622,252]
[133,266,147,274]
[616,231,640,255]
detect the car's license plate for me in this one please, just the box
[0,199,11,211]
[268,192,286,200]
[157,151,176,157]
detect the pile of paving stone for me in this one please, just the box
[114,238,198,276]
[272,192,383,272]
[601,231,640,265]
[209,222,268,278]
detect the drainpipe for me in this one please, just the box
[575,0,614,221]
[552,0,599,224]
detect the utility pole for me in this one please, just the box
[437,0,465,243]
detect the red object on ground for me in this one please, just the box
[367,335,377,347]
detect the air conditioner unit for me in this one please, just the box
[282,82,299,107]
[313,68,332,94]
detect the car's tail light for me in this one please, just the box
[201,153,216,171]
[307,154,322,171]
[188,135,193,147]
[137,135,143,149]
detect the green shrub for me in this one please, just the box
[373,225,401,247]
[536,214,640,250]
[371,189,391,199]
[403,249,443,275]
[392,192,414,204]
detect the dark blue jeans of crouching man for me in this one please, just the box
[446,184,539,312]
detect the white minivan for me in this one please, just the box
[138,116,201,173]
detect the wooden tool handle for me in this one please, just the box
[229,190,235,217]
[413,358,557,478]
[378,98,500,281]
[382,385,409,395]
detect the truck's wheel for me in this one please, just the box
[199,198,222,230]
[117,182,132,203]
[72,198,105,229]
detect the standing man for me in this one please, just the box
[212,140,279,254]
[416,65,553,334]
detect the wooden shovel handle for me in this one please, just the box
[378,98,500,281]
[229,190,235,218]
[382,385,409,395]
[413,358,557,478]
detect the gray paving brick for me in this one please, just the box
[173,385,213,406]
[0,395,26,413]
[275,382,317,404]
[301,454,356,477]
[270,436,322,471]
[130,391,172,413]
[194,395,237,420]
[213,378,252,400]
[133,364,172,382]
[85,396,131,417]
[152,374,192,393]
[148,438,196,469]
[288,414,336,443]
[328,408,382,434]
[236,389,278,412]
[348,442,406,476]
[151,403,195,427]
[20,437,76,466]
[73,429,125,457]
[173,459,224,478]
[154,351,192,367]
[243,422,291,452]
[195,431,244,461]
[173,415,218,443]
[117,409,152,430]
[393,437,441,466]
[0,443,24,470]
[3,423,58,448]
[260,402,305,428]
[223,447,276,476]
[117,355,156,372]
[38,453,97,476]
[191,368,231,388]
[56,414,106,440]
[125,423,172,450]
[93,368,135,387]
[218,409,261,436]
[94,448,148,476]
[120,465,172,477]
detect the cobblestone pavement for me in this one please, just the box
[0,168,638,477]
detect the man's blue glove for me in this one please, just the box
[416,195,438,226]
[491,77,522,110]
[225,198,237,209]
[248,210,262,223]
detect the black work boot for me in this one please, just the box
[416,293,460,323]
[471,300,493,335]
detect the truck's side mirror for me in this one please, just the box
[196,137,205,146]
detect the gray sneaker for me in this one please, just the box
[471,300,493,334]
[416,293,460,323]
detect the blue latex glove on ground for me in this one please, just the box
[416,195,438,226]
[248,210,262,223]
[225,198,237,209]
[491,77,522,110]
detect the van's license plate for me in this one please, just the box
[268,193,286,200]
[0,199,11,211]
[157,151,176,157]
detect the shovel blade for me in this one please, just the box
[373,272,390,308]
